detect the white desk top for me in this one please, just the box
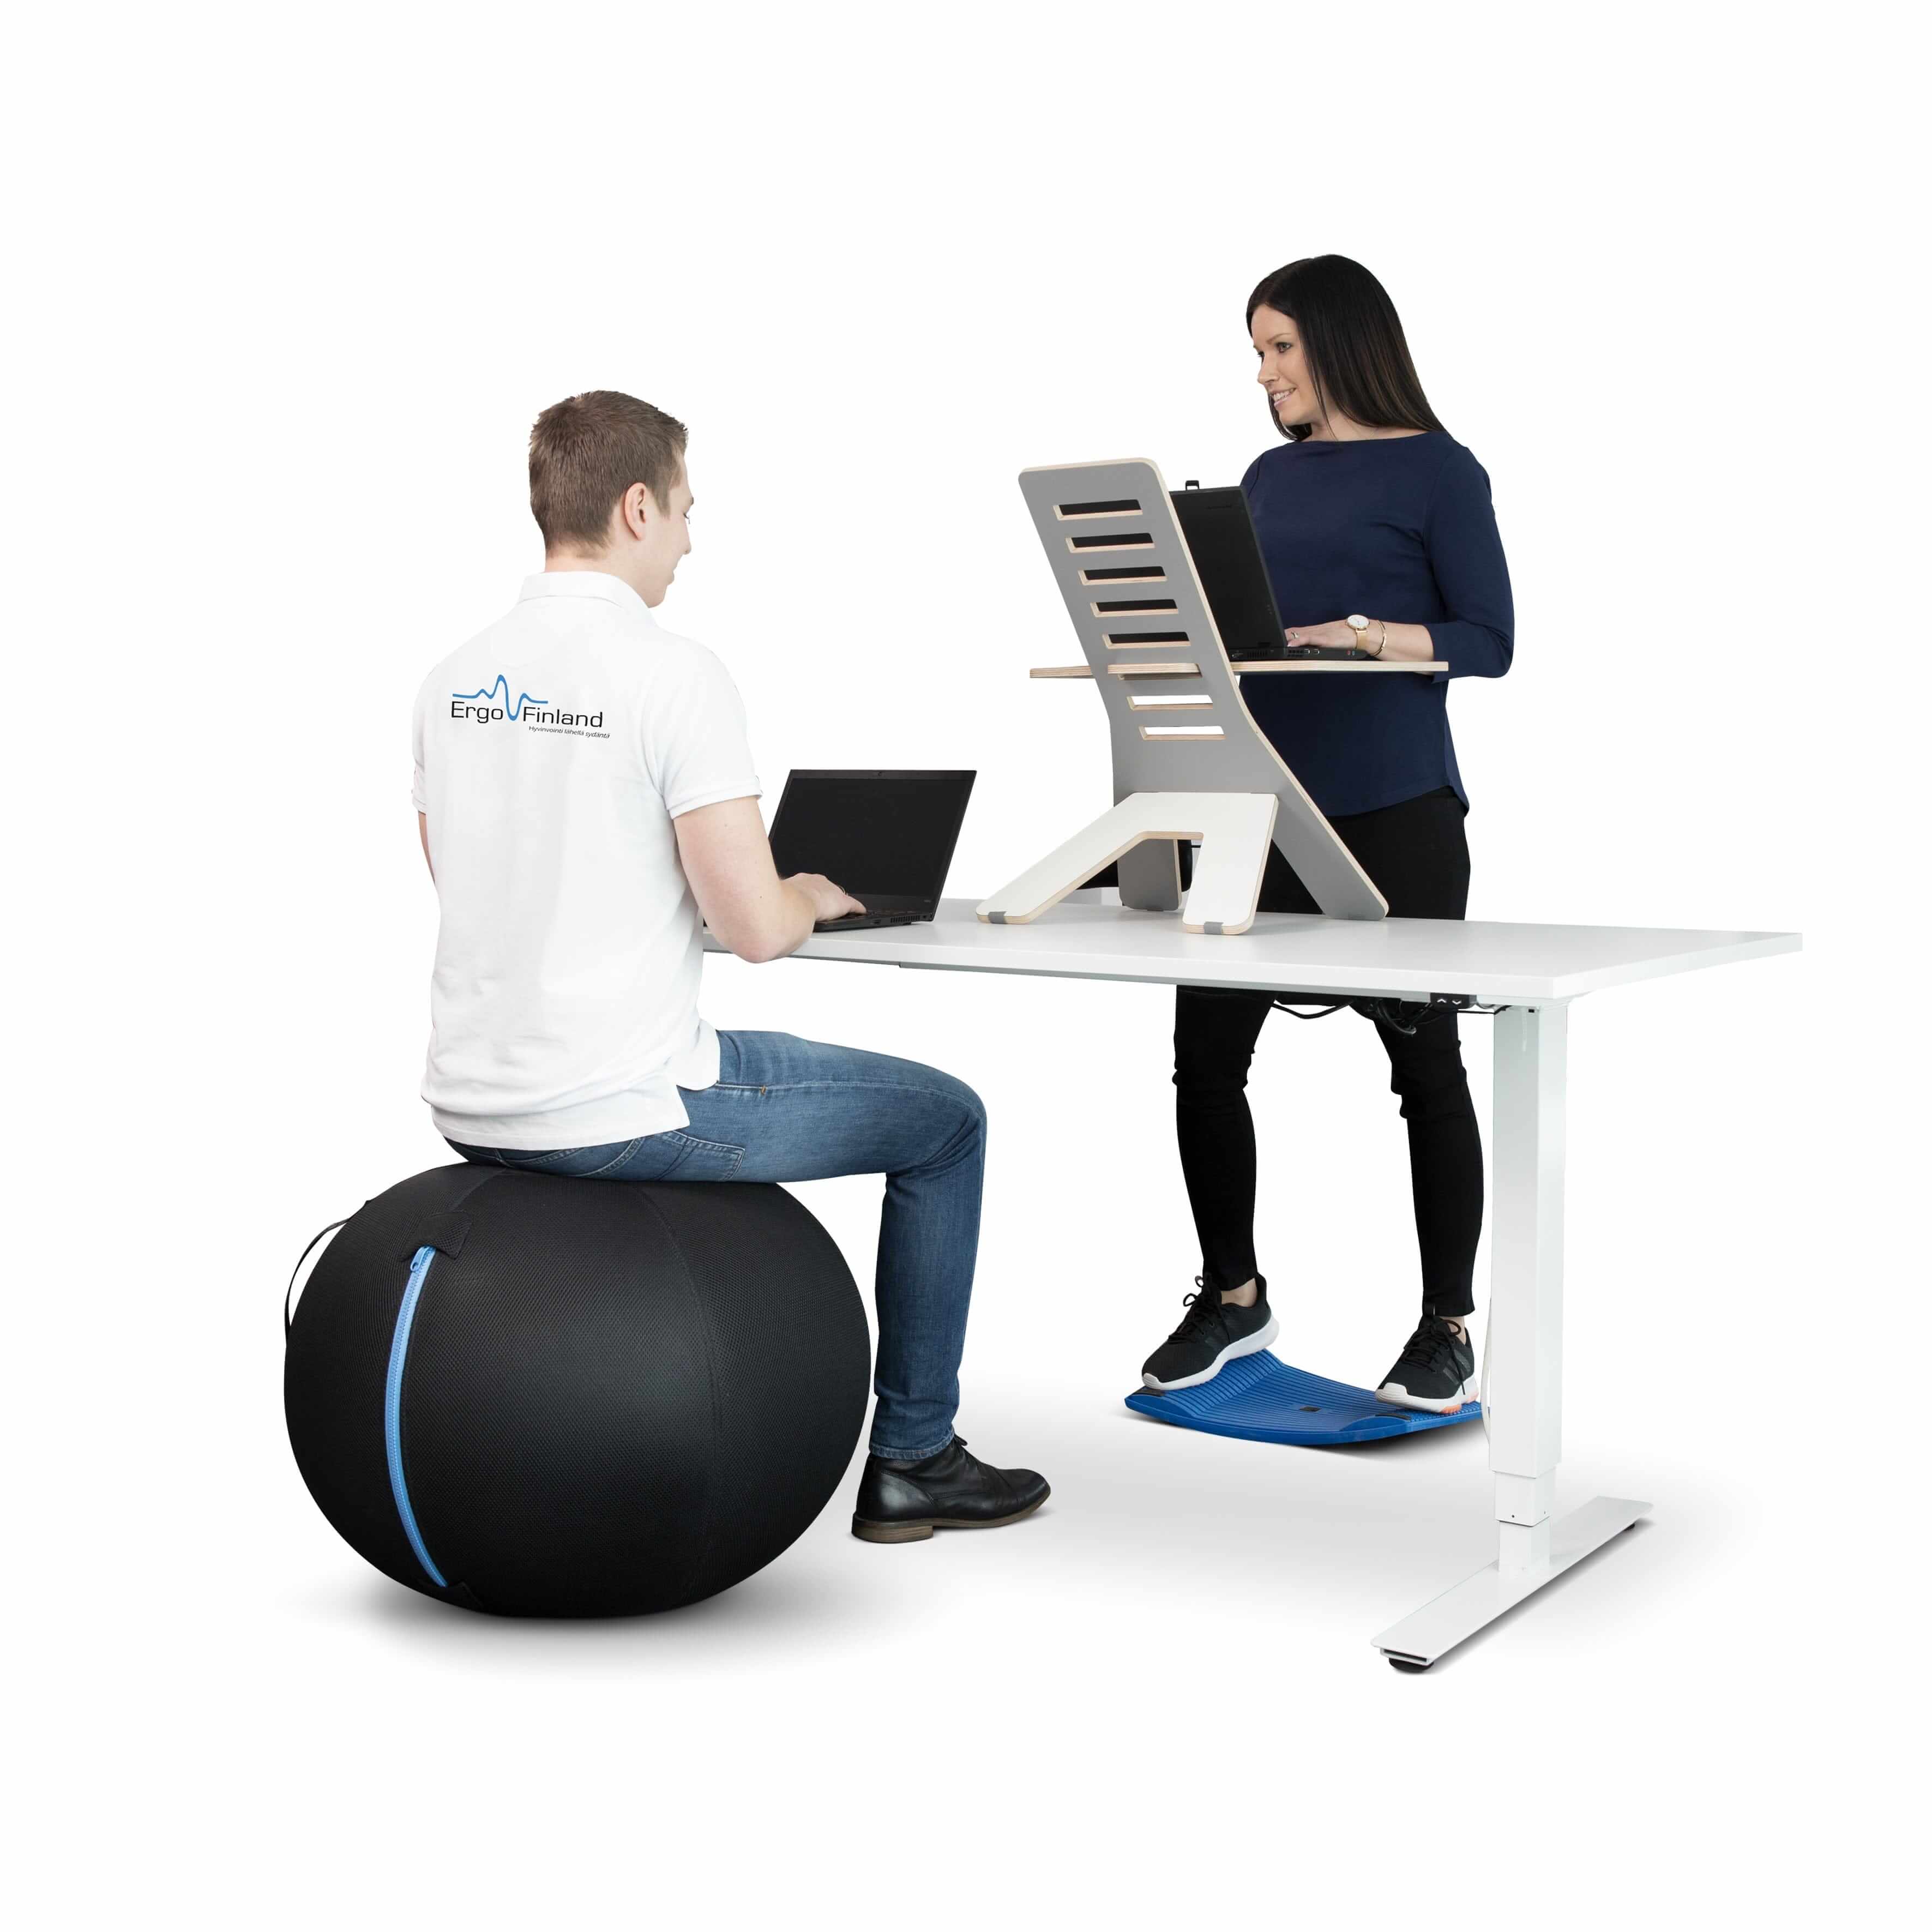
[707,898,1798,1002]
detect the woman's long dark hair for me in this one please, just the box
[1246,256,1446,442]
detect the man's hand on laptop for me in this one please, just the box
[674,798,864,961]
[787,874,866,924]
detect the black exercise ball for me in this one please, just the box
[285,1164,870,1617]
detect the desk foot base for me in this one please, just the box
[1370,1495,1651,1669]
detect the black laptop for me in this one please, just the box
[767,769,976,930]
[1169,484,1366,661]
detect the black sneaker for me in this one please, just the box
[1140,1278,1278,1392]
[851,1437,1050,1544]
[1377,1313,1477,1413]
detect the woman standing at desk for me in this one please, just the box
[1139,254,1514,1411]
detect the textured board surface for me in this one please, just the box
[1124,1351,1482,1446]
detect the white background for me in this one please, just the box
[8,3,1919,1925]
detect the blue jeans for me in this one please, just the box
[447,1031,985,1460]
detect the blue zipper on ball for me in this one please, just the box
[384,1245,448,1588]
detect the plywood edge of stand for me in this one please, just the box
[1027,661,1449,679]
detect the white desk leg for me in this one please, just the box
[1371,1002,1650,1669]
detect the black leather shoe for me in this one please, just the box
[851,1436,1050,1544]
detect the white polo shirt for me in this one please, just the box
[411,571,761,1149]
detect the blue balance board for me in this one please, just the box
[1124,1350,1481,1446]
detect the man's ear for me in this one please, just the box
[618,481,654,543]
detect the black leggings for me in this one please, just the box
[1172,787,1482,1318]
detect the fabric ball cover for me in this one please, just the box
[285,1164,870,1617]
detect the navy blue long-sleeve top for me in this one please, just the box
[1237,432,1513,817]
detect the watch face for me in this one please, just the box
[1347,614,1369,631]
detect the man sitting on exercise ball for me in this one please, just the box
[412,389,1048,1545]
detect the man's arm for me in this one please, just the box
[674,797,862,962]
[418,812,433,880]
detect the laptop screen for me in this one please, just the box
[1170,486,1286,658]
[767,770,976,903]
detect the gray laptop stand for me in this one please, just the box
[977,459,1387,931]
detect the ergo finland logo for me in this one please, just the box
[452,674,603,730]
